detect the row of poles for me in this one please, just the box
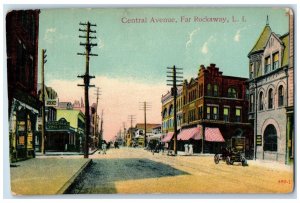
[40,20,183,158]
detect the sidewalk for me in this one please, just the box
[10,157,92,195]
[35,148,98,157]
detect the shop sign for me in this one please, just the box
[46,118,70,131]
[45,99,58,107]
[256,135,262,146]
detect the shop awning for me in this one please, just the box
[205,127,225,142]
[161,132,174,142]
[177,126,202,140]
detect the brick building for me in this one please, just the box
[180,64,252,155]
[161,64,253,156]
[247,15,294,164]
[6,10,40,162]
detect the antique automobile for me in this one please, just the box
[214,136,248,166]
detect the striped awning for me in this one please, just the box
[204,127,225,142]
[161,132,174,142]
[177,126,202,141]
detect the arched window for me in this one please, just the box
[259,92,264,111]
[264,124,277,151]
[228,88,237,98]
[168,105,173,116]
[268,89,273,109]
[278,85,284,107]
[213,84,218,97]
[207,83,212,96]
[163,108,167,118]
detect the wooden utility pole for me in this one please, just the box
[139,102,151,148]
[167,65,183,155]
[41,49,47,155]
[77,21,98,158]
[128,114,136,144]
[94,87,101,147]
[99,110,104,145]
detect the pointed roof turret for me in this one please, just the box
[248,17,272,56]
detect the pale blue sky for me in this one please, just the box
[38,7,289,84]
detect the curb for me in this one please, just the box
[56,159,92,194]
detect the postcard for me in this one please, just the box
[5,7,294,195]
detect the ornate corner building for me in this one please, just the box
[247,13,294,164]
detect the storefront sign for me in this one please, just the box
[256,135,262,146]
[46,118,70,131]
[45,99,58,107]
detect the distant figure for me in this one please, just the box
[114,142,119,149]
[102,142,107,154]
[188,144,193,155]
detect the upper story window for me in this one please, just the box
[199,84,203,97]
[273,52,279,70]
[207,84,212,96]
[223,107,229,122]
[268,88,274,109]
[235,108,241,122]
[163,108,167,118]
[278,85,284,107]
[250,94,254,112]
[213,106,218,120]
[198,106,203,119]
[228,88,237,98]
[213,85,218,97]
[259,92,264,111]
[265,56,271,74]
[250,63,254,79]
[206,106,211,119]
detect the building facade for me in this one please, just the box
[37,85,58,151]
[161,64,253,156]
[248,16,294,164]
[161,87,183,147]
[7,10,40,162]
[45,102,85,152]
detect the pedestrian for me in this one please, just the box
[102,142,107,154]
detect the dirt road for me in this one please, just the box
[68,147,294,194]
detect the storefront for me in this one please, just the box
[9,98,39,162]
[45,118,78,151]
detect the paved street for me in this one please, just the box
[68,147,294,194]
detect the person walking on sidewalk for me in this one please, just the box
[102,142,107,154]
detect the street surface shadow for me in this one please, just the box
[67,158,189,194]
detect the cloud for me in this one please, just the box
[201,42,209,54]
[201,36,216,54]
[44,27,56,44]
[233,24,256,43]
[234,30,241,42]
[186,27,200,48]
[47,76,169,141]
